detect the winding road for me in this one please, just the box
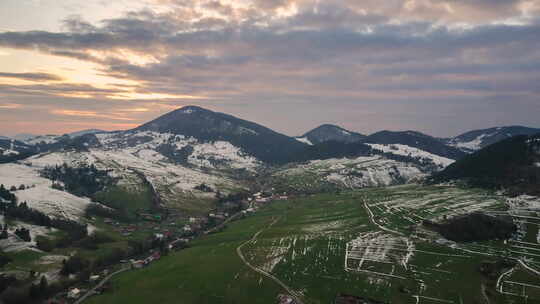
[236,216,305,304]
[73,266,130,304]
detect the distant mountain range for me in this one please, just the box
[1,106,538,167]
[1,105,539,216]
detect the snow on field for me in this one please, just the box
[370,187,503,224]
[507,195,540,211]
[346,232,414,270]
[89,149,239,198]
[0,163,93,220]
[187,141,260,170]
[278,155,425,189]
[366,143,454,169]
[23,151,97,168]
[261,240,291,272]
[295,137,313,145]
[0,216,58,252]
[302,220,348,234]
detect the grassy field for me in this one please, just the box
[95,184,154,215]
[86,185,540,304]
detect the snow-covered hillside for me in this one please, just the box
[19,133,248,208]
[95,131,261,171]
[273,155,426,192]
[366,143,454,170]
[0,163,93,220]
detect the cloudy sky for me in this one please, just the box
[0,0,539,137]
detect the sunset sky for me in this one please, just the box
[0,0,539,137]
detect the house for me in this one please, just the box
[89,275,100,282]
[67,288,81,299]
[131,260,145,269]
[189,217,197,223]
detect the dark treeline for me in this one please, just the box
[0,185,16,203]
[40,163,115,198]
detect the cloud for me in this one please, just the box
[0,0,539,136]
[0,71,63,81]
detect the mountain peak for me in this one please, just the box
[299,124,365,145]
[134,106,305,164]
[175,105,208,114]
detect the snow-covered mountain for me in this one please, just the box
[296,124,365,145]
[136,106,307,164]
[444,126,540,153]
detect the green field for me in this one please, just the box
[86,185,540,304]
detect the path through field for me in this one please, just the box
[236,216,305,304]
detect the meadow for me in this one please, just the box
[87,185,540,304]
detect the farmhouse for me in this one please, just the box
[67,288,81,299]
[131,260,145,269]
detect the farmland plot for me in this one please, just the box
[88,185,540,304]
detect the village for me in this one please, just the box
[56,190,290,303]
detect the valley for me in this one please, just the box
[0,106,538,304]
[84,185,540,304]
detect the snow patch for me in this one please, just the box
[295,137,313,145]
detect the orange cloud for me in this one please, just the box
[51,109,136,121]
[0,103,21,109]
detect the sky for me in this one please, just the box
[0,0,539,137]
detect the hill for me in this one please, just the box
[364,130,466,160]
[430,134,540,195]
[296,124,365,145]
[445,126,540,153]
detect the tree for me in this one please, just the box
[39,275,48,295]
[0,225,8,240]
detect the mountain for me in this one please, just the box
[430,134,540,195]
[445,126,540,153]
[135,105,307,164]
[296,124,365,145]
[364,130,466,160]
